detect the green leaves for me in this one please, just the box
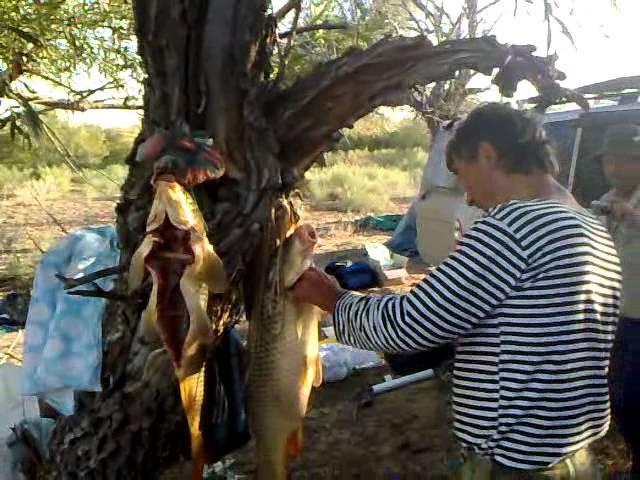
[0,0,140,158]
[0,0,141,108]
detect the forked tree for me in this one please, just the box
[25,1,584,477]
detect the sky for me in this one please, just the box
[475,0,640,100]
[73,0,639,126]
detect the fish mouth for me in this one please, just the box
[283,224,317,289]
[296,224,318,249]
[286,257,314,289]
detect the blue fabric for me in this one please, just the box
[325,261,378,290]
[22,226,119,415]
[385,201,419,257]
[610,317,640,471]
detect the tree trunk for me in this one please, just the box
[43,1,582,477]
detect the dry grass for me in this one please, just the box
[306,148,423,213]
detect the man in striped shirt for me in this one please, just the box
[292,103,622,478]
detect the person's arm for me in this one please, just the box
[333,216,527,353]
[611,199,640,228]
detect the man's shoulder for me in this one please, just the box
[486,200,568,223]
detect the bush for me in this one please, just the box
[14,165,74,201]
[0,165,31,197]
[337,114,429,152]
[325,147,425,173]
[0,112,139,170]
[76,164,128,197]
[306,157,420,213]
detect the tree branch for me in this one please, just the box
[272,36,583,174]
[279,22,350,39]
[274,0,298,21]
[478,0,502,15]
[400,0,429,36]
[275,0,301,86]
[55,266,124,291]
[29,98,143,111]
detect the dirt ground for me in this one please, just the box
[0,191,631,478]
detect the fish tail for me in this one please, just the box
[286,426,303,459]
[179,367,207,480]
[255,429,292,480]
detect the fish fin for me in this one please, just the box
[286,427,303,459]
[128,234,155,292]
[139,269,160,344]
[179,367,207,480]
[313,354,323,387]
[190,438,205,480]
[201,243,228,293]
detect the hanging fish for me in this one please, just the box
[248,223,324,480]
[128,131,228,479]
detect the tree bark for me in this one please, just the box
[43,1,582,477]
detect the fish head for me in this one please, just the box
[282,224,317,288]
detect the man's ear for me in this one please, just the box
[477,141,500,169]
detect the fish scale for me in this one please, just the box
[248,224,324,480]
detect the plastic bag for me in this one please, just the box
[320,343,384,383]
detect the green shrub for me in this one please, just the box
[337,114,429,151]
[325,147,425,173]
[306,160,419,213]
[0,165,31,197]
[13,165,73,201]
[76,164,128,197]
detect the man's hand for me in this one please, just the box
[290,266,346,313]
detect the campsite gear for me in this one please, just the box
[415,188,483,266]
[386,123,459,258]
[248,224,324,480]
[355,214,403,232]
[319,343,384,383]
[22,226,119,415]
[355,369,436,419]
[420,121,459,193]
[385,202,420,257]
[324,261,377,290]
[0,363,40,480]
[454,447,601,479]
[0,292,29,332]
[6,418,55,479]
[384,343,454,376]
[365,243,409,285]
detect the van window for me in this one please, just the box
[542,121,576,186]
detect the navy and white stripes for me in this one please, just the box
[334,200,621,470]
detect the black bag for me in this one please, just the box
[200,327,251,462]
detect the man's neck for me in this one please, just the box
[495,174,578,207]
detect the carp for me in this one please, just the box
[129,177,227,480]
[248,223,324,480]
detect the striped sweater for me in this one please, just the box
[334,200,621,470]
